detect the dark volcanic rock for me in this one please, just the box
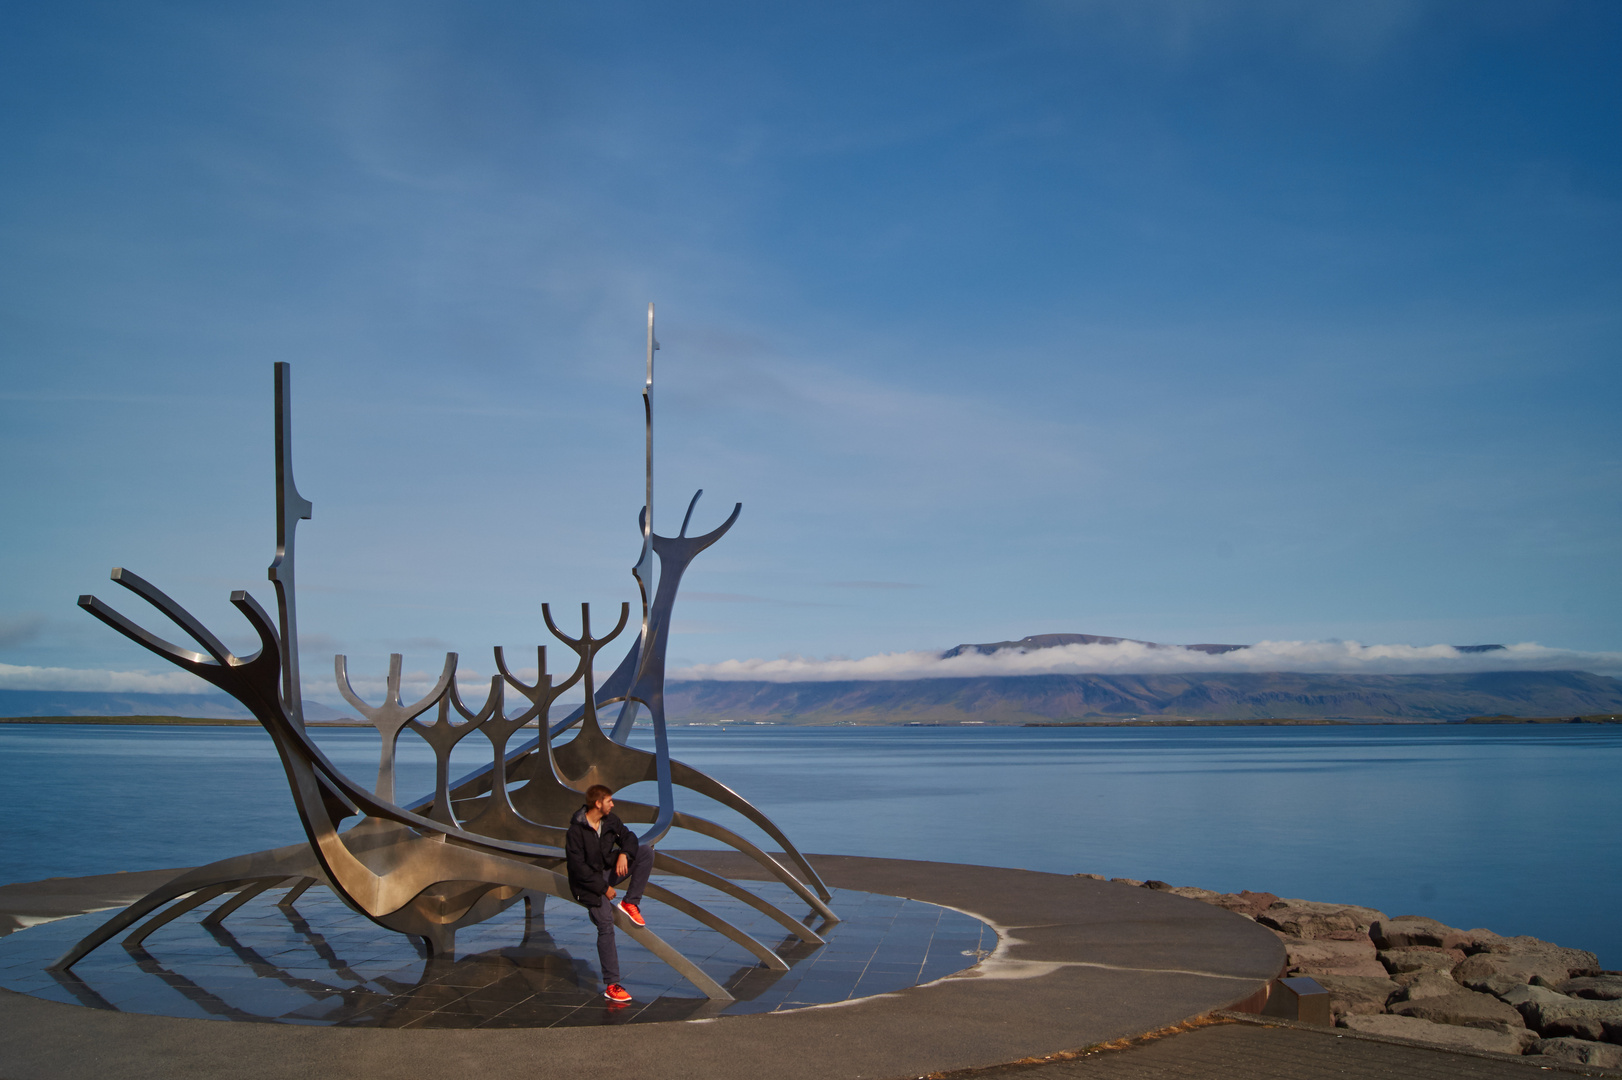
[1391,972,1466,1003]
[1379,946,1463,976]
[1390,988,1527,1035]
[1279,935,1386,978]
[1209,891,1279,918]
[1370,916,1480,951]
[1559,975,1622,1001]
[1163,885,1220,901]
[1475,934,1597,964]
[1311,974,1401,1020]
[1261,908,1360,940]
[1260,899,1386,939]
[1501,984,1622,1043]
[1340,1014,1536,1055]
[1454,942,1599,996]
[1528,1038,1622,1068]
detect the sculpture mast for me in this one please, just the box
[269,363,313,727]
[645,304,659,606]
[628,304,659,713]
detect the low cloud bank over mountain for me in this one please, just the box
[672,633,1622,682]
[0,662,207,693]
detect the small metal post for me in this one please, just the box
[1261,975,1331,1025]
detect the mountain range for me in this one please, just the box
[0,689,349,722]
[3,633,1611,725]
[662,670,1622,724]
[660,633,1604,724]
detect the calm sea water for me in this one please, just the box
[2,723,1617,967]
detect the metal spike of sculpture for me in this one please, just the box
[54,307,834,1000]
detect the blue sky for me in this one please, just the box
[1,1,1619,699]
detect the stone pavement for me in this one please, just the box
[954,1017,1622,1080]
[5,857,1613,1079]
[0,853,1282,1079]
[0,881,995,1026]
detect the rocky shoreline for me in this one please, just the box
[1082,875,1622,1068]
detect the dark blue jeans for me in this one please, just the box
[586,843,653,986]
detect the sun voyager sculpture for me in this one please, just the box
[54,306,835,1002]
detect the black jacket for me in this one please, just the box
[565,807,640,906]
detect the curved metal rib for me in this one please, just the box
[454,779,825,944]
[666,757,833,904]
[615,800,837,924]
[490,682,810,963]
[443,726,832,914]
[124,882,244,940]
[53,841,322,971]
[641,881,786,972]
[336,652,457,801]
[549,706,834,904]
[614,911,732,1000]
[464,646,576,840]
[409,675,496,827]
[104,568,234,666]
[126,883,244,948]
[501,745,834,925]
[653,852,824,945]
[201,878,288,927]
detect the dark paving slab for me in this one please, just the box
[0,853,1284,1080]
[955,1018,1622,1080]
[0,883,991,1026]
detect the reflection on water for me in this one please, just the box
[0,884,989,1027]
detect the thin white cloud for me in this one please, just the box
[321,666,608,714]
[0,613,46,648]
[672,640,1622,682]
[0,663,213,694]
[1026,0,1424,64]
[684,592,832,608]
[826,581,923,590]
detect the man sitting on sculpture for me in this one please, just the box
[566,783,655,1002]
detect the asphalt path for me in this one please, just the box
[0,854,1286,1080]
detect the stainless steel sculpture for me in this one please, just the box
[54,307,834,1002]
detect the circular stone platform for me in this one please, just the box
[0,853,1286,1080]
[0,883,991,1027]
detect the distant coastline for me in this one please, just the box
[3,713,1619,728]
[0,715,368,727]
[10,672,1622,728]
[1025,714,1622,727]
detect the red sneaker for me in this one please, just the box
[618,901,646,927]
[604,983,633,1003]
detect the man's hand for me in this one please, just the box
[615,853,629,880]
[605,885,616,901]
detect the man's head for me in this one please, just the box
[584,784,614,815]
